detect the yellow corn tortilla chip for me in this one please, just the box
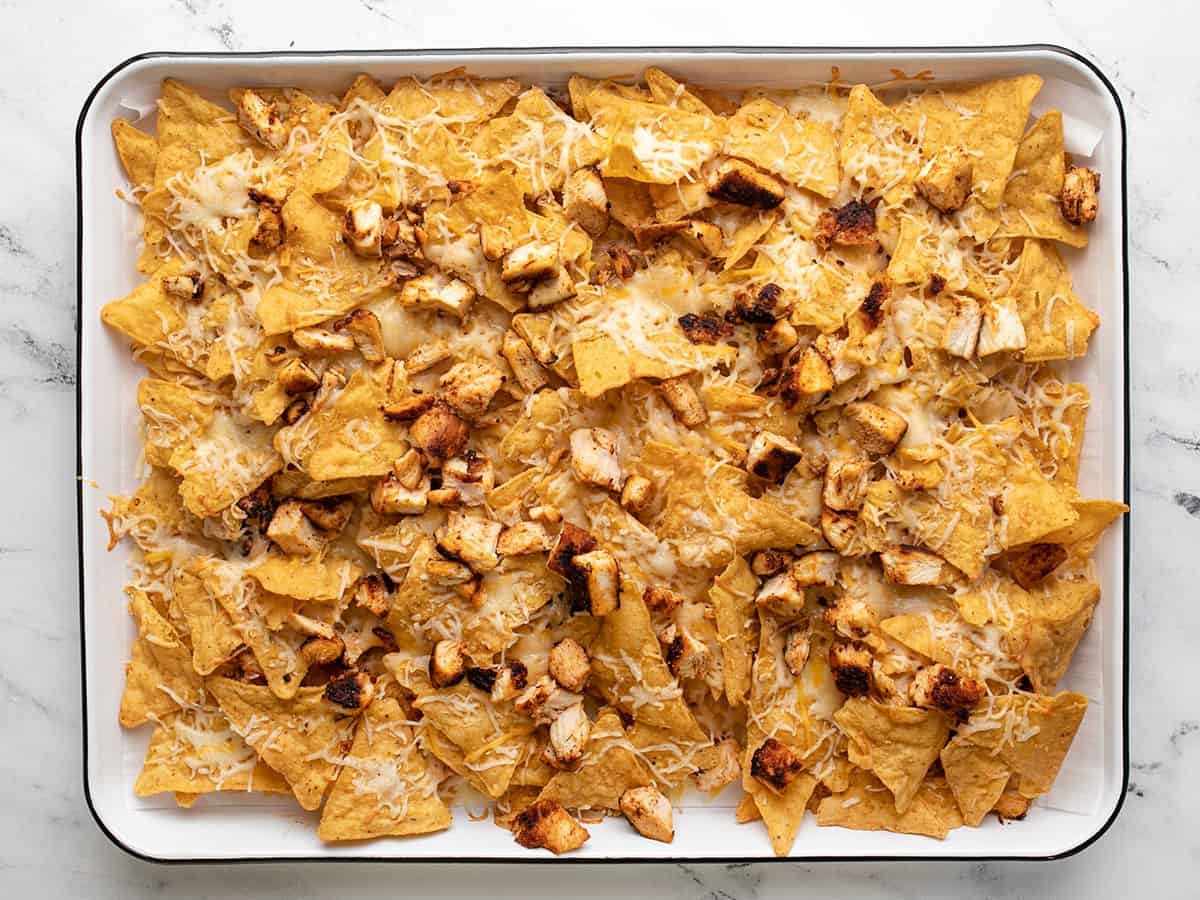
[939,738,1015,826]
[275,367,408,480]
[385,538,475,642]
[464,556,564,657]
[1005,577,1100,693]
[590,578,708,741]
[136,376,218,468]
[725,97,839,198]
[1010,238,1100,362]
[643,67,718,115]
[1040,498,1127,560]
[134,705,291,800]
[101,260,197,367]
[119,589,205,727]
[437,172,532,250]
[817,769,963,839]
[173,562,243,674]
[318,697,452,841]
[709,556,759,706]
[111,119,157,187]
[297,128,354,196]
[248,553,362,603]
[255,254,393,335]
[1000,460,1079,548]
[385,655,535,799]
[894,75,1043,210]
[840,84,920,205]
[746,769,819,857]
[380,73,520,123]
[207,677,357,811]
[169,411,282,519]
[994,111,1088,248]
[834,698,951,813]
[538,709,654,811]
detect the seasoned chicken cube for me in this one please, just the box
[250,203,284,253]
[941,297,983,359]
[814,332,861,385]
[746,431,806,483]
[693,737,741,794]
[436,510,502,572]
[323,670,375,712]
[370,472,430,515]
[1061,165,1100,225]
[569,427,622,491]
[664,628,711,680]
[288,611,337,639]
[429,639,467,688]
[501,330,548,393]
[333,309,385,363]
[382,216,423,261]
[751,549,793,577]
[547,522,598,577]
[619,785,674,843]
[823,457,871,512]
[443,451,495,495]
[910,663,985,717]
[642,585,684,615]
[780,346,834,409]
[402,340,452,376]
[266,500,326,556]
[292,326,355,355]
[278,358,321,395]
[754,571,806,619]
[976,297,1028,356]
[515,674,583,724]
[844,402,908,457]
[828,639,874,697]
[162,273,202,301]
[677,311,733,345]
[619,474,653,513]
[549,638,591,692]
[821,506,859,553]
[707,158,785,209]
[792,551,840,587]
[296,497,353,534]
[750,737,802,794]
[390,448,424,490]
[398,273,476,318]
[784,626,811,676]
[529,504,562,525]
[482,661,529,702]
[501,240,560,285]
[514,799,590,854]
[343,199,385,256]
[1007,542,1068,589]
[526,265,578,309]
[916,145,974,213]
[497,521,553,557]
[282,397,309,425]
[657,377,707,427]
[353,574,391,618]
[822,592,877,640]
[681,220,724,256]
[571,549,621,616]
[546,702,592,769]
[236,89,288,149]
[408,401,470,466]
[760,319,798,356]
[511,313,561,366]
[563,167,609,236]
[380,393,436,422]
[300,635,344,666]
[440,361,505,419]
[732,282,790,325]
[814,199,877,250]
[879,545,953,585]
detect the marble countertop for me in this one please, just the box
[1,0,1194,896]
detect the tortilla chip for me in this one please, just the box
[894,75,1042,210]
[297,128,354,196]
[748,770,819,857]
[939,739,1014,826]
[385,538,475,643]
[464,556,564,657]
[170,412,282,519]
[1010,238,1100,362]
[709,557,760,706]
[119,589,204,727]
[207,677,357,811]
[817,769,963,839]
[111,119,157,187]
[134,705,290,800]
[538,710,654,812]
[725,97,839,198]
[993,111,1088,247]
[385,655,535,799]
[834,698,951,813]
[590,578,708,741]
[318,697,452,841]
[248,554,362,603]
[590,89,726,184]
[840,84,920,205]
[381,73,519,123]
[736,793,762,823]
[101,260,196,366]
[1006,578,1100,693]
[1040,498,1127,560]
[173,562,243,674]
[1001,461,1079,548]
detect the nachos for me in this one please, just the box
[104,68,1122,855]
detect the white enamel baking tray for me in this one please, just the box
[76,46,1129,863]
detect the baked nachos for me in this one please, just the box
[101,68,1126,855]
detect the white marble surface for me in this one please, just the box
[0,0,1194,895]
